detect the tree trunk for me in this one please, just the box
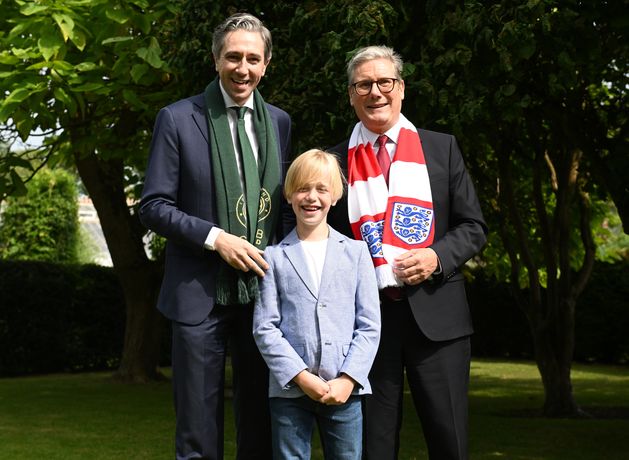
[498,146,592,418]
[528,295,579,417]
[73,149,164,382]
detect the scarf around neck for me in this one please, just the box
[347,114,435,289]
[204,78,281,305]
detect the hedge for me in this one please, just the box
[0,260,125,376]
[1,260,627,376]
[469,261,629,364]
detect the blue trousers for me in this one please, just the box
[270,395,362,460]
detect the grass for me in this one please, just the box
[0,359,627,459]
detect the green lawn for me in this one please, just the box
[0,359,627,459]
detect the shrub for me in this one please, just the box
[468,261,629,364]
[0,260,125,376]
[1,259,626,376]
[0,168,80,263]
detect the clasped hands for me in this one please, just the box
[392,247,439,285]
[293,370,355,406]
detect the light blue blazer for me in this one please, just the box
[253,227,381,398]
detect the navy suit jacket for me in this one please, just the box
[328,127,487,341]
[139,93,292,325]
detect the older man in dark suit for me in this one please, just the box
[328,46,487,460]
[139,13,291,460]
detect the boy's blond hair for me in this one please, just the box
[284,149,345,202]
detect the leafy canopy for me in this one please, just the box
[0,0,178,197]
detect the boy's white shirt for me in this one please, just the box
[299,238,328,293]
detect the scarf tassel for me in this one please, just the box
[375,265,402,289]
[215,266,259,305]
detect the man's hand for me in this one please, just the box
[293,370,330,402]
[393,248,438,285]
[213,232,269,277]
[320,374,355,405]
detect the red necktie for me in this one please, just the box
[376,134,391,184]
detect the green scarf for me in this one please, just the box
[204,78,281,305]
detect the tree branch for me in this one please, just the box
[497,150,541,307]
[573,181,596,297]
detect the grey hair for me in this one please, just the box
[346,46,403,84]
[212,13,273,63]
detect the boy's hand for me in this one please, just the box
[320,374,356,405]
[293,370,330,401]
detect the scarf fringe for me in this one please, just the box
[216,267,259,305]
[375,266,402,289]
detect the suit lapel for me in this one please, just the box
[281,230,318,299]
[191,95,209,143]
[317,229,346,297]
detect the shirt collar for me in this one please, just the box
[218,80,255,112]
[360,119,403,146]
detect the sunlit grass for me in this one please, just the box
[1,359,627,459]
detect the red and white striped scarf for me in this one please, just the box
[347,115,435,289]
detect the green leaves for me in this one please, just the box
[130,63,149,83]
[1,0,175,125]
[0,154,31,198]
[105,5,130,24]
[136,37,164,68]
[37,30,64,61]
[4,88,30,105]
[19,3,49,16]
[101,36,134,44]
[0,168,81,263]
[52,13,75,42]
[0,0,178,204]
[54,87,78,116]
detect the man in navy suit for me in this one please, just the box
[327,46,487,460]
[139,13,291,460]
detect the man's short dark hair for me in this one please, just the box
[212,13,272,63]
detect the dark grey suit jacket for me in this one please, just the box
[328,127,487,341]
[139,93,292,325]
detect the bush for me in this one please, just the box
[1,259,626,376]
[468,261,629,364]
[574,261,629,363]
[0,168,81,263]
[0,260,126,376]
[467,274,534,359]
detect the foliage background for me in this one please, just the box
[0,261,125,375]
[1,260,627,377]
[0,0,626,405]
[0,168,81,263]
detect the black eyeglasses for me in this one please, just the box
[351,78,399,95]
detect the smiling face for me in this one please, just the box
[289,176,336,240]
[349,58,405,133]
[214,29,268,105]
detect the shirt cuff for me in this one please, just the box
[427,254,442,283]
[433,257,443,275]
[204,227,224,251]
